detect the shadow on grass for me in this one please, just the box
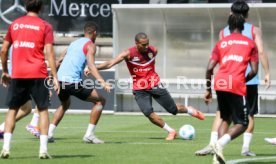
[13,154,94,159]
[104,141,127,144]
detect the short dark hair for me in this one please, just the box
[84,22,98,34]
[135,32,148,42]
[25,0,43,13]
[231,0,249,18]
[228,13,245,33]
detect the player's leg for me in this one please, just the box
[30,79,51,159]
[48,96,70,142]
[26,109,40,138]
[1,108,19,159]
[195,110,221,156]
[82,88,106,144]
[0,100,32,139]
[26,90,52,138]
[134,89,176,140]
[1,79,29,159]
[241,85,258,156]
[176,104,205,120]
[151,85,205,120]
[213,91,248,164]
[47,82,71,142]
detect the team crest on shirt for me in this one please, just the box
[132,56,140,62]
[148,53,153,59]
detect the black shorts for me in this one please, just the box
[216,85,258,116]
[58,82,93,102]
[246,85,258,116]
[6,78,49,109]
[133,84,178,117]
[216,91,249,126]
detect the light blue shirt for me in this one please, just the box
[57,38,91,83]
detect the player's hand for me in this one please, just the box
[1,72,11,87]
[103,82,111,93]
[52,77,60,94]
[204,90,212,104]
[264,73,271,90]
[84,68,90,77]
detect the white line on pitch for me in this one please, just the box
[227,156,276,164]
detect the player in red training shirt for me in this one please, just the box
[95,32,205,141]
[205,13,258,164]
[0,0,59,159]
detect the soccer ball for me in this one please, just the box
[178,124,195,140]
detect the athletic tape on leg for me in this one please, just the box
[95,105,103,111]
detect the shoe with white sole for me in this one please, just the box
[195,144,214,156]
[241,147,256,157]
[0,149,10,159]
[39,152,52,159]
[83,135,104,144]
[211,142,225,164]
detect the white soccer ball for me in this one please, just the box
[178,124,195,140]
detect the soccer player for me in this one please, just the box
[95,32,205,141]
[195,0,270,157]
[47,22,111,144]
[0,0,59,159]
[0,48,40,140]
[205,13,258,164]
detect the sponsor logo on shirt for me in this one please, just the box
[13,40,35,49]
[220,40,249,48]
[13,23,40,31]
[133,67,152,72]
[222,54,243,64]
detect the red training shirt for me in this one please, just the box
[126,46,160,90]
[211,33,258,96]
[5,15,54,78]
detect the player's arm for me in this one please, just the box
[205,44,219,104]
[86,43,111,92]
[246,46,259,82]
[45,43,60,94]
[56,48,67,68]
[205,59,218,103]
[0,40,11,87]
[97,50,130,70]
[218,30,224,40]
[254,27,270,88]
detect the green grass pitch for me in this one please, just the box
[1,114,276,164]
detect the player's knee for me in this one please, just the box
[98,96,106,106]
[94,102,104,111]
[142,109,153,117]
[167,106,178,115]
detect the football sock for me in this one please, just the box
[209,131,218,145]
[85,124,96,137]
[163,123,174,132]
[3,133,12,151]
[218,134,231,148]
[48,124,56,137]
[30,112,40,127]
[242,132,252,149]
[0,123,5,131]
[187,107,193,115]
[40,135,48,153]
